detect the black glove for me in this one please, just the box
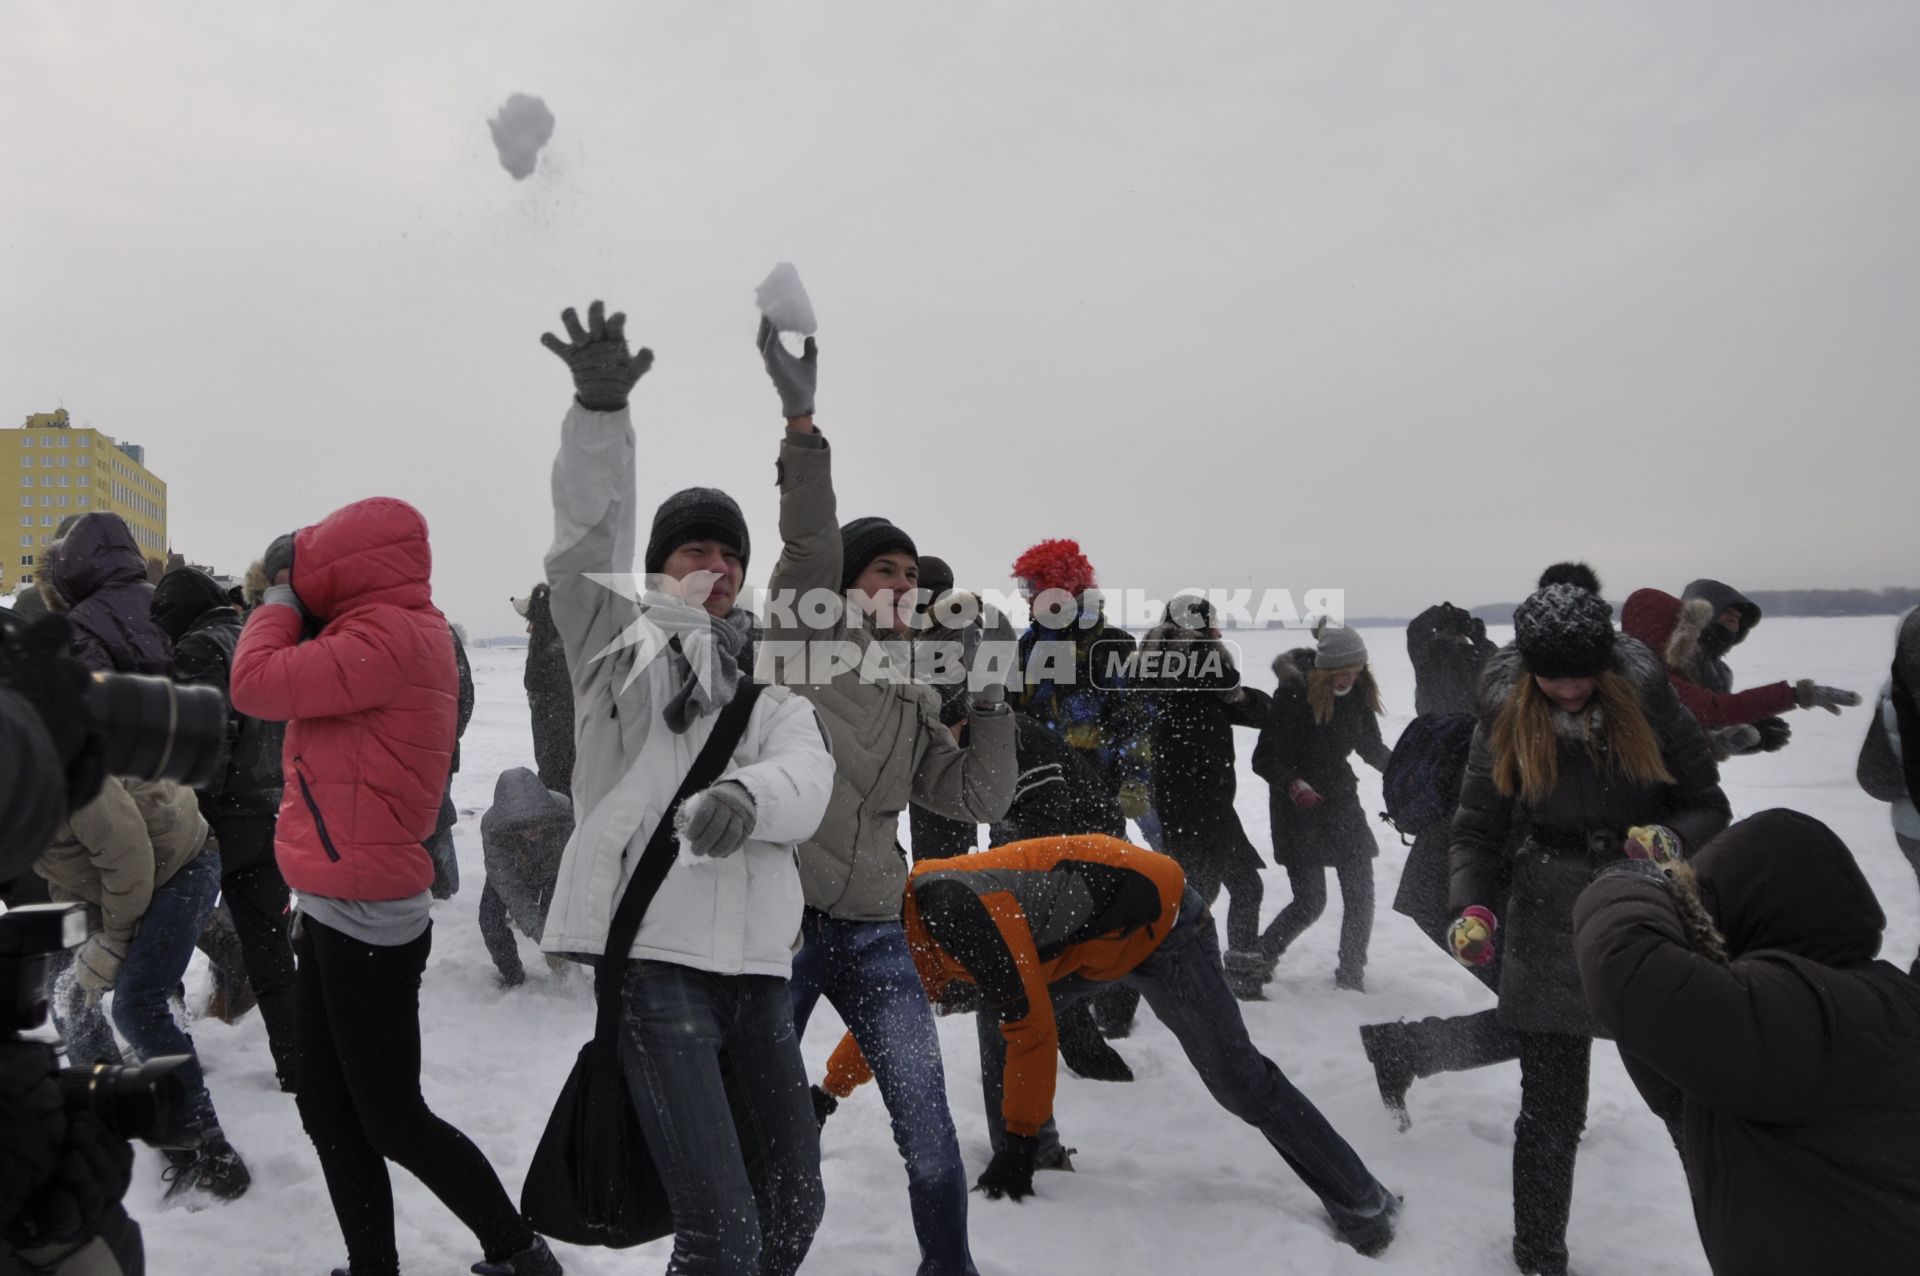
[6,1110,135,1247]
[757,316,817,418]
[0,615,106,812]
[1753,716,1793,752]
[974,1133,1038,1202]
[0,1042,66,1235]
[540,300,655,411]
[810,1085,838,1131]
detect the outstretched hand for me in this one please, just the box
[758,316,817,422]
[541,300,654,412]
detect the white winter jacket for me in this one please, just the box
[539,402,834,978]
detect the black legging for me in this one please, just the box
[1260,860,1374,978]
[1513,1031,1592,1275]
[293,918,532,1276]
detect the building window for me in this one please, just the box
[58,436,70,447]
[58,477,68,488]
[77,476,88,487]
[19,535,30,547]
[18,477,29,488]
[58,496,69,507]
[57,456,68,467]
[40,476,52,487]
[77,497,89,508]
[42,497,52,506]
[20,556,32,566]
[78,457,89,468]
[77,436,88,447]
[19,516,28,527]
[19,457,31,468]
[18,497,28,506]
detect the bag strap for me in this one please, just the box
[592,680,766,1037]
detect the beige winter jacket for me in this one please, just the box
[35,778,209,946]
[759,428,1016,920]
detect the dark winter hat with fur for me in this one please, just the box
[839,517,916,590]
[644,487,750,577]
[1537,561,1603,597]
[1513,582,1615,679]
[917,556,955,602]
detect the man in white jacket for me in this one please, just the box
[538,301,835,1276]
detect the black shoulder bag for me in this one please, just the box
[520,680,764,1247]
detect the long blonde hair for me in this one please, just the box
[1490,669,1673,804]
[1306,665,1383,726]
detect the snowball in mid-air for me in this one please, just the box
[488,93,555,180]
[755,262,818,335]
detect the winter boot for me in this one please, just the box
[471,1235,562,1276]
[1334,966,1365,993]
[1223,949,1273,1001]
[161,1134,252,1203]
[1359,1021,1416,1132]
[1037,1143,1077,1172]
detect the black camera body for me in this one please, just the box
[0,903,200,1150]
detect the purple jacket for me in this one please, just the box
[49,513,170,675]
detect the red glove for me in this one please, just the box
[1288,779,1323,810]
[1448,906,1498,967]
[1623,825,1681,863]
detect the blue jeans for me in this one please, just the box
[789,910,976,1276]
[979,890,1399,1250]
[113,846,226,1137]
[618,962,824,1276]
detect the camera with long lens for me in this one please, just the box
[87,672,228,790]
[0,902,201,1150]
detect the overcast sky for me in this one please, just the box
[5,2,1916,635]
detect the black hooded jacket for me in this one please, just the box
[1407,602,1497,718]
[1574,810,1920,1274]
[152,567,285,823]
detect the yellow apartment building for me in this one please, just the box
[1,409,169,598]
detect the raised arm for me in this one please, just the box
[758,318,845,649]
[537,300,655,687]
[1574,868,1826,1123]
[231,604,410,722]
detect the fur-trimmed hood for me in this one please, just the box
[1681,579,1760,647]
[1476,633,1667,721]
[1620,588,1717,678]
[1271,646,1317,687]
[243,560,272,608]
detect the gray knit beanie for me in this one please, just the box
[1312,618,1368,670]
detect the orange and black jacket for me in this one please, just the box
[900,834,1186,1137]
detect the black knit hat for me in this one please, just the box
[644,487,750,577]
[1513,583,1615,679]
[917,556,955,601]
[839,517,916,590]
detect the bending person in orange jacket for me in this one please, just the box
[827,834,1400,1256]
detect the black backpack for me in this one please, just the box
[1380,712,1476,840]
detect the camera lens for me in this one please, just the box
[86,673,228,789]
[57,1056,202,1150]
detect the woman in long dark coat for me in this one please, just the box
[1447,579,1728,1276]
[1250,620,1391,993]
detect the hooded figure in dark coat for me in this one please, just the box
[38,513,171,674]
[1574,809,1920,1275]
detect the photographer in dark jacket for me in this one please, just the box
[1,610,143,1275]
[152,567,298,1092]
[1575,810,1920,1275]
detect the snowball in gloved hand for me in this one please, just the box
[488,93,556,180]
[755,262,818,336]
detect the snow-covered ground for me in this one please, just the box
[121,616,1912,1275]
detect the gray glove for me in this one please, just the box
[675,781,757,858]
[757,316,817,418]
[1795,680,1860,715]
[261,583,307,617]
[541,300,655,411]
[1710,724,1762,759]
[73,934,128,998]
[262,533,295,585]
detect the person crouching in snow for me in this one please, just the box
[231,497,560,1276]
[536,301,836,1276]
[476,768,571,989]
[1447,578,1729,1276]
[1574,810,1920,1275]
[757,315,1016,1276]
[896,835,1399,1255]
[1248,619,1392,995]
[34,776,252,1204]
